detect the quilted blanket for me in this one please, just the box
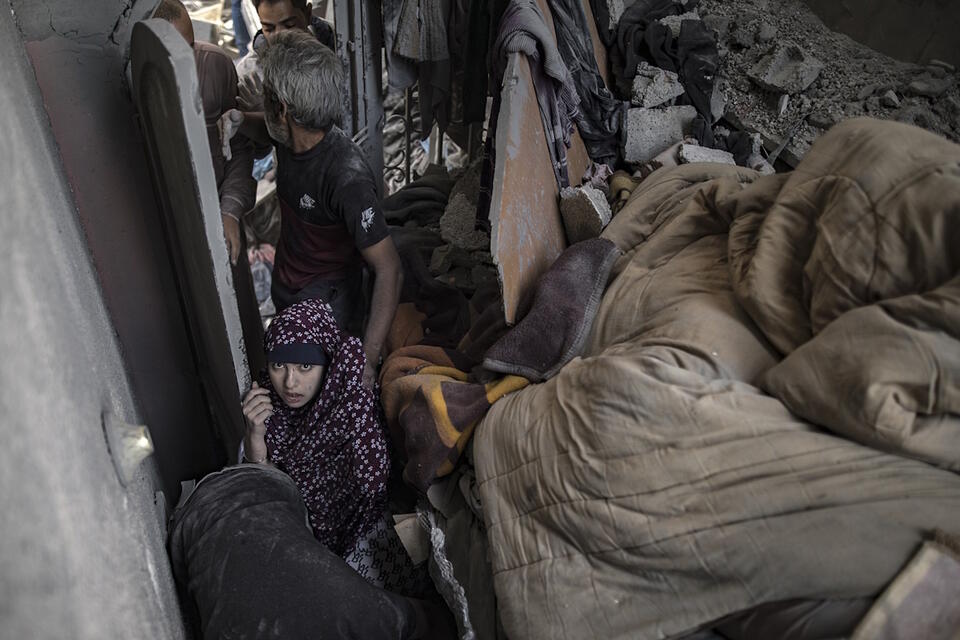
[473,118,960,639]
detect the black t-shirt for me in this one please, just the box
[274,128,388,289]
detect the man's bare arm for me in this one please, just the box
[358,236,403,376]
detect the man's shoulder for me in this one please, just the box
[193,40,233,63]
[325,130,375,186]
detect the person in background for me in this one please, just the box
[154,0,256,266]
[222,30,401,388]
[236,0,336,114]
[231,0,250,56]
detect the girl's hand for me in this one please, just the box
[242,382,273,435]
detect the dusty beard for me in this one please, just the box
[265,110,290,147]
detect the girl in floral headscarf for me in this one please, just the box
[241,298,389,556]
[242,300,429,595]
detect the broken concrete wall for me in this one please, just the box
[803,0,960,68]
[12,0,227,499]
[0,5,185,639]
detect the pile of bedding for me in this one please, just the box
[473,118,960,639]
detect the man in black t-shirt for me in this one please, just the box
[223,30,401,388]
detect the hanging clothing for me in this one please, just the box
[262,299,390,556]
[547,0,625,164]
[492,0,582,188]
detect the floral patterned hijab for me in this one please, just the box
[261,299,389,555]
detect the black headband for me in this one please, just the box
[267,343,329,367]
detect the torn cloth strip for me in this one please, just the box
[547,0,625,164]
[492,0,582,187]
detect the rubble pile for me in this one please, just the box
[698,0,960,164]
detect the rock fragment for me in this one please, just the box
[678,143,737,165]
[748,43,823,94]
[659,11,700,38]
[631,62,686,108]
[906,74,954,98]
[440,193,489,251]
[559,185,612,244]
[756,21,776,43]
[622,106,699,164]
[880,90,901,108]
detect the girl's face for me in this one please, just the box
[268,362,326,408]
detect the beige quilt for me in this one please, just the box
[473,119,960,639]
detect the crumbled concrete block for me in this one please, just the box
[748,43,824,94]
[925,65,948,79]
[659,11,700,38]
[559,185,612,244]
[756,21,776,43]
[429,244,473,275]
[678,143,736,165]
[440,193,489,251]
[622,106,698,164]
[880,90,901,108]
[631,62,685,108]
[906,74,954,98]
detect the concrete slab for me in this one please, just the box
[622,106,698,164]
[131,20,250,448]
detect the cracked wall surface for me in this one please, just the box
[1,3,186,638]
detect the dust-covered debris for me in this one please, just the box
[622,105,698,163]
[559,185,612,244]
[699,0,960,165]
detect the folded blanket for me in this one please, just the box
[484,237,620,382]
[381,345,528,492]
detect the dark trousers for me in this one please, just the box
[271,270,366,336]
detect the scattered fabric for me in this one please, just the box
[167,465,455,639]
[380,345,528,492]
[612,0,719,145]
[344,510,434,598]
[390,227,473,349]
[492,0,582,187]
[484,237,621,381]
[547,0,625,164]
[581,162,615,194]
[261,299,390,557]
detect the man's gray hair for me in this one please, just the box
[261,30,343,132]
